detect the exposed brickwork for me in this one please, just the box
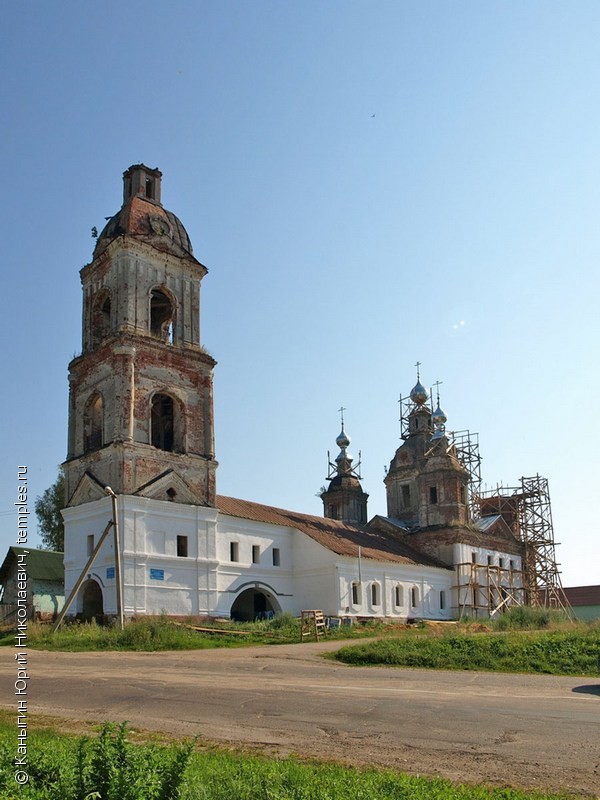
[64,165,217,508]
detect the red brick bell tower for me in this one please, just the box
[64,165,217,507]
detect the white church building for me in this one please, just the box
[62,165,524,622]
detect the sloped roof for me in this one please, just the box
[0,547,64,583]
[216,496,449,569]
[474,515,503,533]
[562,585,600,606]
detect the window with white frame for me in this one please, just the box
[371,582,381,606]
[411,586,419,608]
[394,584,403,607]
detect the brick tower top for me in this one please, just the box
[93,164,196,261]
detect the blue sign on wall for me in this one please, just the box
[150,568,165,581]
[106,567,115,579]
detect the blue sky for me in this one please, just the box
[1,1,598,586]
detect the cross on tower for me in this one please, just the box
[415,361,422,380]
[338,406,346,428]
[432,380,443,405]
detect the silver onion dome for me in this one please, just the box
[410,380,428,405]
[432,404,447,425]
[336,429,350,449]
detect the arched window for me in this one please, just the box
[371,582,381,606]
[150,288,175,342]
[394,585,403,607]
[411,586,419,608]
[351,582,361,606]
[84,392,104,451]
[439,590,446,610]
[91,290,111,347]
[151,393,175,451]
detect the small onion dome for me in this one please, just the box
[432,404,447,425]
[410,380,428,405]
[336,429,350,449]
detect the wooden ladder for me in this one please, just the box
[300,609,327,642]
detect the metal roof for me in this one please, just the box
[0,547,64,583]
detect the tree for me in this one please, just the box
[35,469,65,552]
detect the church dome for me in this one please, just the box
[336,429,350,449]
[93,165,195,261]
[410,380,428,405]
[432,404,447,425]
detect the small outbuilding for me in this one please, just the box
[0,547,65,622]
[561,585,600,621]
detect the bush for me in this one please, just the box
[5,722,193,800]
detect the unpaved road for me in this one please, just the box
[1,641,599,796]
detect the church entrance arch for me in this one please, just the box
[81,579,104,620]
[230,586,282,622]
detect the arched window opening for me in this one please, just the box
[440,590,446,610]
[411,586,419,608]
[91,291,111,347]
[371,582,380,606]
[151,393,175,451]
[84,393,104,452]
[150,288,175,342]
[394,585,403,607]
[351,582,360,606]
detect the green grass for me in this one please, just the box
[0,613,389,652]
[0,718,580,800]
[333,624,600,675]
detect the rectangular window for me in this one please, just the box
[272,547,280,567]
[411,586,418,608]
[87,534,94,557]
[509,559,515,570]
[177,535,188,558]
[429,486,438,504]
[487,555,492,566]
[440,590,446,610]
[471,551,477,563]
[352,583,360,605]
[499,558,504,569]
[230,541,239,562]
[252,545,260,564]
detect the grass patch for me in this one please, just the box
[0,717,579,800]
[0,613,389,652]
[333,623,600,675]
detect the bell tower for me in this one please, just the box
[64,164,217,507]
[385,368,470,528]
[321,409,368,525]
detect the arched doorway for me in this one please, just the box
[230,587,282,622]
[82,579,104,620]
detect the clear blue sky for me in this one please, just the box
[1,1,598,586]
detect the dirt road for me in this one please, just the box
[1,641,598,796]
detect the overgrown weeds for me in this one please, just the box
[0,612,389,652]
[0,719,578,800]
[334,622,600,675]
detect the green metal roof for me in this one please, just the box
[0,547,64,583]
